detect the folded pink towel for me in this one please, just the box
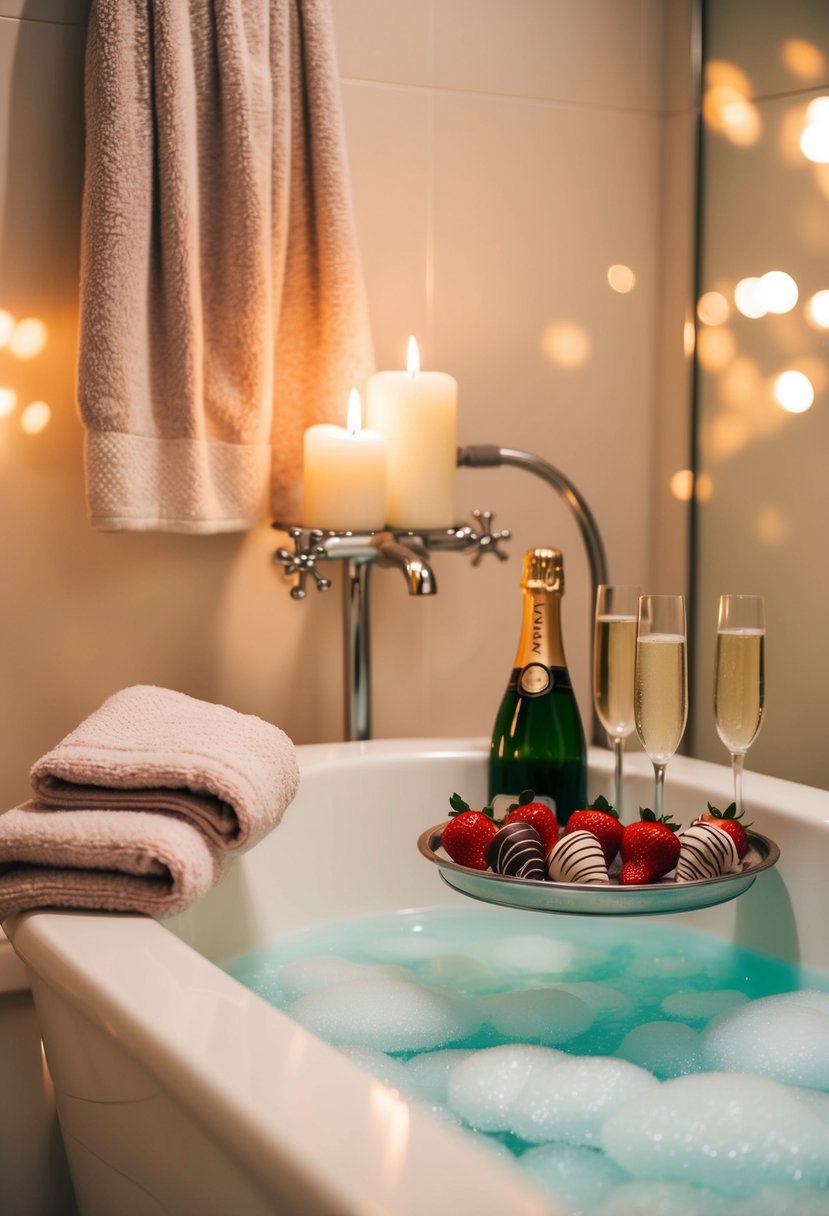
[0,803,224,919]
[30,685,300,853]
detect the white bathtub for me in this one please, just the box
[5,738,829,1216]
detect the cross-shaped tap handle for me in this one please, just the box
[273,527,332,599]
[469,509,511,566]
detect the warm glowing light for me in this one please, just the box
[708,412,750,461]
[346,387,362,435]
[703,85,761,146]
[807,290,829,328]
[683,319,696,357]
[406,335,420,376]
[782,39,826,82]
[9,317,47,359]
[757,270,798,315]
[697,325,736,372]
[696,472,713,503]
[705,61,752,94]
[806,97,829,125]
[734,278,767,319]
[0,310,14,348]
[720,356,763,409]
[0,387,16,417]
[20,400,51,434]
[774,370,814,414]
[607,264,636,293]
[801,124,829,163]
[755,505,788,546]
[540,320,592,368]
[670,470,694,502]
[697,291,730,326]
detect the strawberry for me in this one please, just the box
[441,793,497,870]
[697,801,750,860]
[564,795,623,865]
[619,808,681,884]
[503,789,559,853]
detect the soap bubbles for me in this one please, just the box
[479,986,594,1045]
[615,1020,702,1079]
[601,1072,829,1198]
[701,990,829,1090]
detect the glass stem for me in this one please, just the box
[731,751,745,815]
[653,762,667,818]
[611,735,624,813]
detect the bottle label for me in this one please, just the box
[518,662,552,696]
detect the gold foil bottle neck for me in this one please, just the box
[521,547,564,593]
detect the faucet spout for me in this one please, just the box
[370,532,437,595]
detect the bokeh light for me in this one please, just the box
[782,39,826,82]
[734,277,766,319]
[757,270,798,315]
[607,264,636,294]
[20,401,51,434]
[0,310,14,348]
[773,370,814,414]
[9,317,48,360]
[540,320,592,368]
[0,387,17,417]
[755,505,789,546]
[806,290,829,329]
[697,325,736,372]
[697,291,730,326]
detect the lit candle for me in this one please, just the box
[366,337,458,529]
[302,390,388,530]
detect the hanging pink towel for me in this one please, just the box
[30,685,300,852]
[0,803,224,919]
[78,0,374,532]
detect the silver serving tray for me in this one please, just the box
[417,824,780,916]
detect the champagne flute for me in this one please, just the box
[593,585,640,813]
[714,594,765,816]
[634,595,688,818]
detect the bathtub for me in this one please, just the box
[5,738,829,1216]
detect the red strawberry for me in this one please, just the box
[565,795,623,865]
[503,789,559,853]
[619,808,681,884]
[697,801,750,860]
[441,793,497,870]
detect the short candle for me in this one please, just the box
[302,390,388,531]
[366,336,458,529]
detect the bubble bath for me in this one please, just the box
[225,907,829,1215]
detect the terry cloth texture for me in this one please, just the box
[78,0,374,532]
[0,686,300,920]
[30,685,301,852]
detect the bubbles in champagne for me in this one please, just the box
[634,634,688,763]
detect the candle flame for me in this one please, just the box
[346,387,362,435]
[406,335,420,376]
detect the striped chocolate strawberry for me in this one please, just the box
[698,801,750,860]
[441,793,497,870]
[503,789,559,853]
[564,795,623,865]
[619,808,681,884]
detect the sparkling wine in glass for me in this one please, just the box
[634,595,688,819]
[714,594,765,816]
[593,585,640,813]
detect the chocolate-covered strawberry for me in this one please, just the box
[697,801,750,860]
[564,795,622,865]
[486,821,546,881]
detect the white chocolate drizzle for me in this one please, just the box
[547,830,610,884]
[675,822,740,882]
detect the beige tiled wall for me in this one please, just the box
[0,0,696,806]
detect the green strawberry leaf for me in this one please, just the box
[518,789,537,806]
[706,800,751,827]
[639,806,680,832]
[449,792,471,817]
[589,794,619,819]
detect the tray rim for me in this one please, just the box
[417,823,781,916]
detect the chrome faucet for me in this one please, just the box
[273,447,608,743]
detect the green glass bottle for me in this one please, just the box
[488,547,587,826]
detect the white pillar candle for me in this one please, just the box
[366,337,458,529]
[302,390,388,530]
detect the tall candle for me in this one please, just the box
[302,390,388,530]
[366,337,457,529]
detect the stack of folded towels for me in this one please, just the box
[0,685,300,919]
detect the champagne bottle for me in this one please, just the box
[488,547,587,825]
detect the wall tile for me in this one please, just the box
[331,0,433,87]
[434,0,664,113]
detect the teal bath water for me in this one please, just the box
[224,908,829,1215]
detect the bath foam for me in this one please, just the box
[478,986,594,1044]
[702,990,829,1090]
[225,905,829,1211]
[601,1072,829,1197]
[518,1143,628,1212]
